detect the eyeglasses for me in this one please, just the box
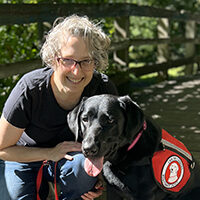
[57,57,95,71]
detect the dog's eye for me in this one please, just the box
[82,116,88,122]
[107,118,115,124]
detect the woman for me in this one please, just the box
[0,15,117,199]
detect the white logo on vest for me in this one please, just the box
[161,156,184,189]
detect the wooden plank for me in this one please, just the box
[185,21,196,75]
[110,38,200,52]
[1,3,200,25]
[131,56,200,77]
[0,59,42,78]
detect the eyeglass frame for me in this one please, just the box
[57,57,95,71]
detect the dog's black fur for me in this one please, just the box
[67,94,200,200]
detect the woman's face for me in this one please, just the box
[54,35,94,95]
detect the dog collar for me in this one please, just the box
[127,120,147,151]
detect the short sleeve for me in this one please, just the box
[99,73,118,95]
[3,78,31,129]
[82,71,118,97]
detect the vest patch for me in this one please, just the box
[152,129,193,193]
[161,155,184,189]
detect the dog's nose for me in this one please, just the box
[82,144,99,157]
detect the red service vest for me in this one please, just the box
[152,129,195,193]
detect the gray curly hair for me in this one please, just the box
[40,15,110,70]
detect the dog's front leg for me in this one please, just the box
[103,161,134,200]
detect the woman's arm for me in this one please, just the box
[0,115,81,162]
[0,115,102,199]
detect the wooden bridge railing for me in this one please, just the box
[1,3,200,79]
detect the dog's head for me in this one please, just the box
[67,94,144,176]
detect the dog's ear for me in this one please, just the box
[118,95,144,140]
[67,97,88,141]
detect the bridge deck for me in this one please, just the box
[131,74,200,162]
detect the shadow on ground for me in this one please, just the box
[127,74,200,162]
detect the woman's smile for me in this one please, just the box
[66,76,84,84]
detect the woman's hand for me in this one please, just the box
[81,179,104,200]
[47,141,82,162]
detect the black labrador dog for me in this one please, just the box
[67,94,200,200]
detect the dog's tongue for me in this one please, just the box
[84,157,104,177]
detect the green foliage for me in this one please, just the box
[0,23,39,64]
[129,16,157,63]
[0,22,40,113]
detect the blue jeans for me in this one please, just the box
[0,152,97,200]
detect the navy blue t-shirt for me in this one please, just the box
[3,67,118,147]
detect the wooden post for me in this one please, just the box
[157,18,170,80]
[185,20,196,75]
[113,16,130,67]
